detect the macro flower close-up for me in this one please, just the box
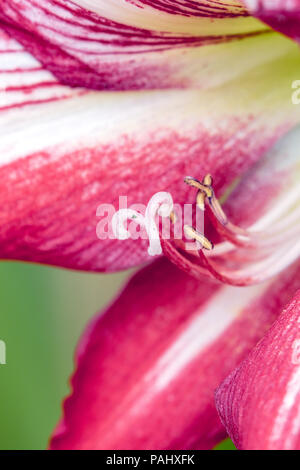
[0,0,300,452]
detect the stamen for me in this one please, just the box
[184,176,213,198]
[113,192,174,257]
[185,174,300,249]
[161,174,300,286]
[196,192,206,211]
[184,225,213,251]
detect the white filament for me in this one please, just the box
[112,209,145,240]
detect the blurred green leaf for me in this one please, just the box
[0,261,128,449]
[214,439,236,450]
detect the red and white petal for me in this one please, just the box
[0,30,82,110]
[216,290,300,450]
[1,27,299,272]
[77,0,253,33]
[243,0,300,45]
[50,258,300,450]
[0,0,268,90]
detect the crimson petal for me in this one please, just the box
[50,257,300,450]
[0,0,267,90]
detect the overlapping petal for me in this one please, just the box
[50,257,300,450]
[0,0,267,90]
[0,26,299,272]
[243,0,300,45]
[0,29,82,109]
[216,290,300,450]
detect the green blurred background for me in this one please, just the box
[0,261,235,450]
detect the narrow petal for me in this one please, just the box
[0,28,299,272]
[243,0,300,45]
[216,290,300,450]
[0,0,269,90]
[50,258,300,450]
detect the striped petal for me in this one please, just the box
[0,0,267,90]
[1,28,300,272]
[216,290,300,450]
[50,258,300,450]
[0,30,82,109]
[243,1,300,45]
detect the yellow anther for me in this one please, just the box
[196,191,206,211]
[184,225,214,251]
[204,174,213,186]
[184,176,203,190]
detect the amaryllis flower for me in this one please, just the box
[0,0,300,450]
